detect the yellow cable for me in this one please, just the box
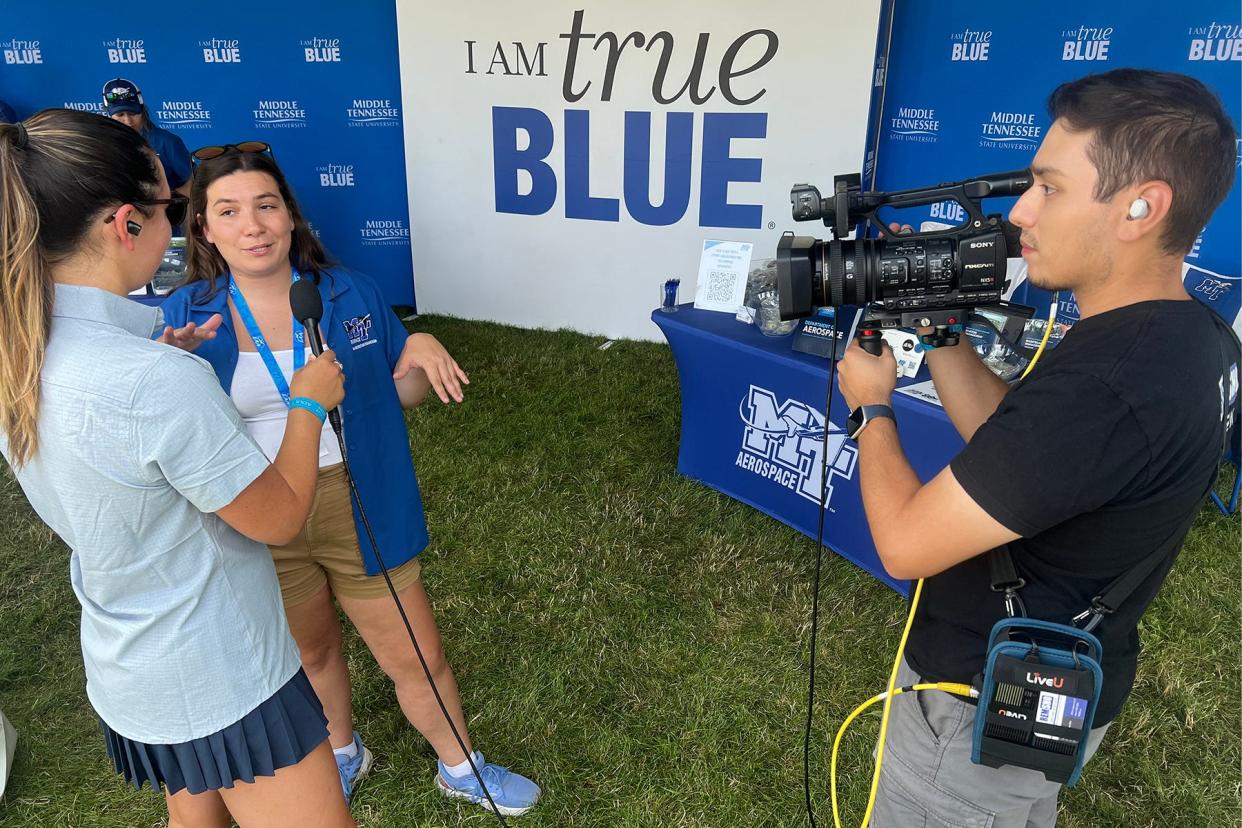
[831,575,977,827]
[1019,291,1058,380]
[830,680,977,828]
[828,294,1056,827]
[854,576,923,828]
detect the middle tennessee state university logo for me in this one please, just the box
[342,314,374,349]
[736,385,857,507]
[1194,278,1233,301]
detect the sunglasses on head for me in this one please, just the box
[104,90,139,104]
[105,195,189,228]
[191,141,275,167]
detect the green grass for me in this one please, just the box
[0,314,1238,826]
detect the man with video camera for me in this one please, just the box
[837,68,1239,827]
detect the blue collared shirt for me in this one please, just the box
[1,285,301,743]
[159,268,429,575]
[142,124,192,190]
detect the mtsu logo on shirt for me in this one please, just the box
[343,315,376,350]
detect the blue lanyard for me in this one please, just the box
[229,269,306,407]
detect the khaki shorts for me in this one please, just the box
[271,463,422,608]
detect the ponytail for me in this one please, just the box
[0,121,52,466]
[0,110,159,466]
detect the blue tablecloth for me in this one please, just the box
[653,305,966,594]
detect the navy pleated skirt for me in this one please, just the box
[101,668,329,796]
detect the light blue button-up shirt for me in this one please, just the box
[1,285,301,744]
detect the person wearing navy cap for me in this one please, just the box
[102,78,192,197]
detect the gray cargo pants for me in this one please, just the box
[869,659,1110,828]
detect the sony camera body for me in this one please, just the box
[776,170,1036,344]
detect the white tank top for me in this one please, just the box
[230,347,343,466]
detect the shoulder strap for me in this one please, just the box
[1079,310,1241,628]
[988,545,1026,618]
[1073,515,1198,629]
[995,308,1242,631]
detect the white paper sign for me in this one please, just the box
[895,379,943,407]
[880,329,926,379]
[693,240,753,313]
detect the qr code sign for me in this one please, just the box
[702,270,737,303]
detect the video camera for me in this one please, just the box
[776,170,1036,352]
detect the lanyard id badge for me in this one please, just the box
[229,268,307,406]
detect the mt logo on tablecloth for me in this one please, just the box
[736,385,856,508]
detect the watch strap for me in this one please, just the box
[848,403,896,439]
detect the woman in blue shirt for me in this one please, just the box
[160,146,540,816]
[0,111,352,825]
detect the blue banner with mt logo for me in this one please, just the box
[0,0,414,306]
[872,0,1241,330]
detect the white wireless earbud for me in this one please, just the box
[1127,198,1150,220]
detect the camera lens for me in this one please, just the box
[777,236,878,318]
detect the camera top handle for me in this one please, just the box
[792,169,1033,241]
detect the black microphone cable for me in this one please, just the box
[290,279,510,825]
[803,310,848,828]
[335,436,510,826]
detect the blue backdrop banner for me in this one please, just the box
[870,0,1241,330]
[0,0,414,306]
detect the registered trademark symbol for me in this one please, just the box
[767,221,776,229]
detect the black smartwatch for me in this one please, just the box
[846,404,896,440]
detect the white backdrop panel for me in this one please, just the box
[398,0,880,340]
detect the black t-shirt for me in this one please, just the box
[906,299,1239,724]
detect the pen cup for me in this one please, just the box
[660,278,681,312]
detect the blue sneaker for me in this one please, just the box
[334,731,373,805]
[436,752,541,816]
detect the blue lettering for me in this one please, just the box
[492,107,767,227]
[492,106,557,215]
[564,110,619,221]
[699,112,766,228]
[622,111,693,226]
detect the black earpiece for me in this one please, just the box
[126,220,142,237]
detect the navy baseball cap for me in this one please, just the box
[102,78,143,115]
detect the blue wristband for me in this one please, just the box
[288,396,327,424]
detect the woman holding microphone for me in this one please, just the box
[0,110,351,827]
[160,144,540,816]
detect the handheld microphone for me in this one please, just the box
[288,277,343,435]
